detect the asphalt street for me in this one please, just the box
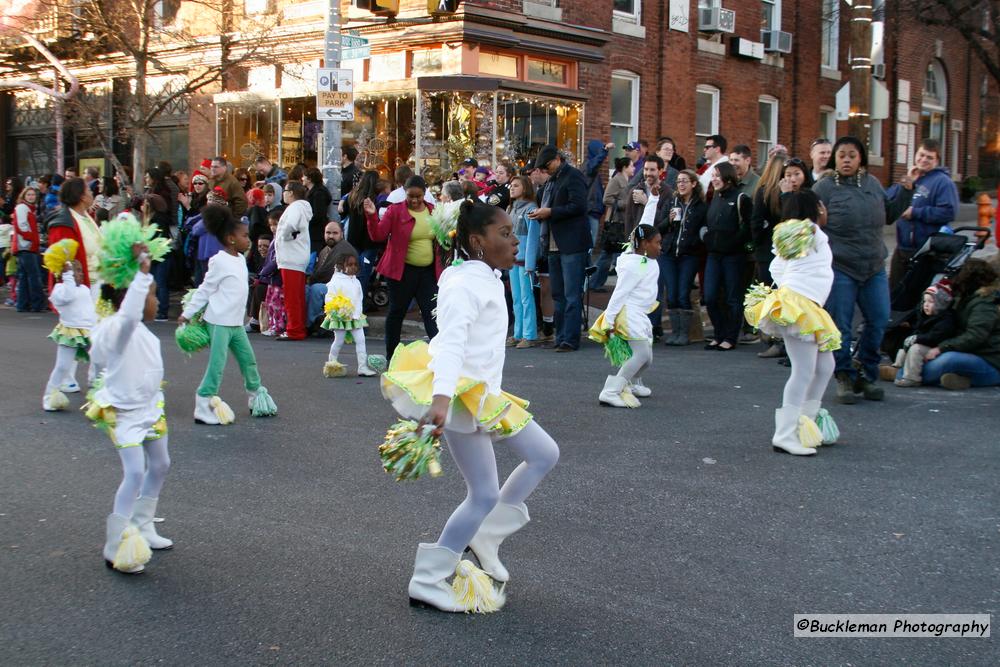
[1,307,998,665]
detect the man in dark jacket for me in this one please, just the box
[528,145,591,351]
[341,146,360,195]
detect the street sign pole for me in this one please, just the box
[323,0,343,211]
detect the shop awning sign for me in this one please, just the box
[316,68,354,121]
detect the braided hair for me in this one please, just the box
[630,223,657,254]
[451,198,503,264]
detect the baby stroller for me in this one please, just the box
[882,225,992,355]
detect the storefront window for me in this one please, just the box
[343,95,416,179]
[280,98,321,167]
[218,100,278,169]
[527,59,567,86]
[497,94,581,168]
[479,52,518,79]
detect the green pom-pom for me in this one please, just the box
[772,219,816,260]
[98,213,171,288]
[378,420,443,482]
[367,354,388,374]
[250,386,278,417]
[175,321,210,354]
[744,282,773,309]
[816,408,840,444]
[603,334,633,368]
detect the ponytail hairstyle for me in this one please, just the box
[201,203,240,245]
[629,224,657,254]
[613,157,631,175]
[450,198,503,265]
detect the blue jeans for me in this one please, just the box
[703,253,744,345]
[824,268,890,381]
[922,352,1000,387]
[15,252,46,312]
[651,253,699,328]
[510,264,537,340]
[358,248,378,296]
[590,250,620,290]
[588,216,600,247]
[306,283,328,327]
[549,251,587,349]
[152,259,170,319]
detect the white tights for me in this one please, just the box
[616,340,652,384]
[782,335,835,408]
[45,345,77,394]
[112,437,171,518]
[436,421,560,554]
[328,328,367,365]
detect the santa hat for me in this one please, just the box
[206,186,228,205]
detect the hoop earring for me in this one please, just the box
[476,248,484,260]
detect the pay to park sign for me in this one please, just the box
[316,68,354,121]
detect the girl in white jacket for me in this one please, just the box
[85,247,171,573]
[274,183,312,340]
[745,196,842,455]
[589,224,662,408]
[321,244,376,377]
[43,260,96,411]
[180,205,277,425]
[380,199,560,613]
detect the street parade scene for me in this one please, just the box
[1,0,999,664]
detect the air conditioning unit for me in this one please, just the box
[699,7,736,33]
[761,30,793,54]
[872,63,886,79]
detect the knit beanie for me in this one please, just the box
[924,281,954,312]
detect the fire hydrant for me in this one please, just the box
[976,193,996,246]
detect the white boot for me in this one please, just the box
[131,496,173,550]
[772,406,816,456]
[599,375,629,408]
[629,378,652,398]
[467,503,529,583]
[42,390,70,412]
[408,543,504,613]
[103,513,149,573]
[194,395,234,425]
[802,400,839,445]
[357,346,377,376]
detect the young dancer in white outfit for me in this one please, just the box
[745,191,842,455]
[321,245,376,377]
[43,260,96,411]
[380,199,560,613]
[589,224,662,408]
[86,246,171,573]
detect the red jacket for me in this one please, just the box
[12,203,40,254]
[366,201,443,281]
[47,208,94,286]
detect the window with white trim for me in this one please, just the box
[611,71,640,160]
[821,0,839,70]
[613,0,640,21]
[870,119,883,158]
[761,0,781,32]
[695,85,720,153]
[819,107,836,146]
[757,96,778,168]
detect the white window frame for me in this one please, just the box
[611,71,640,161]
[870,119,883,158]
[819,107,836,145]
[613,0,641,23]
[695,85,720,152]
[821,0,839,71]
[757,96,779,168]
[762,0,781,32]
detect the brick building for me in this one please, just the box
[2,0,997,189]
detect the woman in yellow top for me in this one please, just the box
[365,175,443,360]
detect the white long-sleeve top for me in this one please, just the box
[49,271,97,329]
[769,224,834,305]
[182,250,248,326]
[428,260,508,398]
[603,252,659,340]
[90,272,163,410]
[275,199,312,271]
[325,271,364,320]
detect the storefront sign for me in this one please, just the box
[316,68,354,121]
[669,0,689,32]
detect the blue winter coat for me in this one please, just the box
[583,139,610,219]
[886,167,959,251]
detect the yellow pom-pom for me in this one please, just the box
[452,559,505,613]
[210,396,235,425]
[113,525,151,571]
[323,360,346,378]
[798,415,823,448]
[43,239,79,275]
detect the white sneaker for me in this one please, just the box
[60,381,81,394]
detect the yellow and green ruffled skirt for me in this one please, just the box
[380,341,532,438]
[588,303,658,344]
[745,286,841,352]
[48,324,91,362]
[321,313,368,332]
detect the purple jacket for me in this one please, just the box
[191,219,224,262]
[257,242,281,286]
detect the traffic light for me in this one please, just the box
[353,1,398,16]
[428,0,460,15]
